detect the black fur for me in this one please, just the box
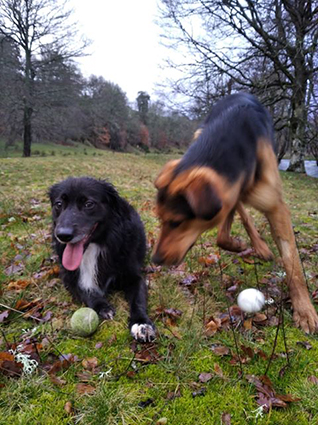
[175,93,276,184]
[49,176,155,342]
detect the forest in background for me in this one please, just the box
[0,36,196,153]
[0,0,318,168]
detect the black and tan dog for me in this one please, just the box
[152,93,318,333]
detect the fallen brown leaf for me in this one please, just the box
[15,298,42,311]
[0,310,10,323]
[76,383,96,395]
[256,349,268,360]
[49,374,66,386]
[253,313,267,323]
[82,357,98,371]
[0,352,23,377]
[210,344,230,356]
[198,372,213,383]
[246,374,300,411]
[242,257,255,264]
[276,394,301,403]
[205,317,221,336]
[214,363,224,378]
[76,371,93,382]
[0,352,15,363]
[240,344,254,359]
[134,343,160,364]
[308,375,318,384]
[166,389,181,400]
[64,401,73,415]
[7,279,32,290]
[47,354,77,375]
[198,253,219,266]
[221,412,231,425]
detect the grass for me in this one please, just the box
[1,142,318,424]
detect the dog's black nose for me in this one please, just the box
[152,253,163,265]
[56,227,74,243]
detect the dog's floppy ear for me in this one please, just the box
[185,178,222,221]
[154,159,181,189]
[49,183,60,205]
[100,180,120,204]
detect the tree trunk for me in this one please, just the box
[23,104,32,157]
[287,79,307,173]
[288,100,306,173]
[23,48,33,158]
[288,136,305,172]
[287,88,307,172]
[287,105,306,172]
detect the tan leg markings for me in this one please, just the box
[245,141,318,333]
[217,208,247,252]
[265,202,318,333]
[236,203,273,261]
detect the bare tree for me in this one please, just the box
[0,36,22,148]
[159,0,318,172]
[33,53,85,143]
[0,0,89,157]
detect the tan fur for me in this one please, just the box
[243,139,282,210]
[217,208,248,252]
[192,128,203,141]
[153,220,207,266]
[168,167,242,210]
[236,202,273,260]
[154,159,181,189]
[242,141,317,332]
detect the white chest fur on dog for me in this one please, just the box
[79,243,101,293]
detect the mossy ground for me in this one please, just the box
[1,142,318,424]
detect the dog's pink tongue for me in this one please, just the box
[62,241,85,271]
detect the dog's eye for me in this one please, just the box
[168,220,182,229]
[54,201,62,209]
[84,201,95,209]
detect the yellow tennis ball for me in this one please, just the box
[70,307,99,336]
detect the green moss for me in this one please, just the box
[0,378,72,425]
[1,152,318,424]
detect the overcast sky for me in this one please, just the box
[70,0,166,103]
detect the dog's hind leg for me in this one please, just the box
[123,276,156,343]
[217,208,248,253]
[265,201,318,333]
[247,142,318,333]
[236,202,273,261]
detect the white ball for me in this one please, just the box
[237,288,265,313]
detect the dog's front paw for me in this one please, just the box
[253,239,273,261]
[293,303,318,334]
[130,323,156,343]
[99,307,116,320]
[217,237,247,253]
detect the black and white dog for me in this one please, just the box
[49,177,155,342]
